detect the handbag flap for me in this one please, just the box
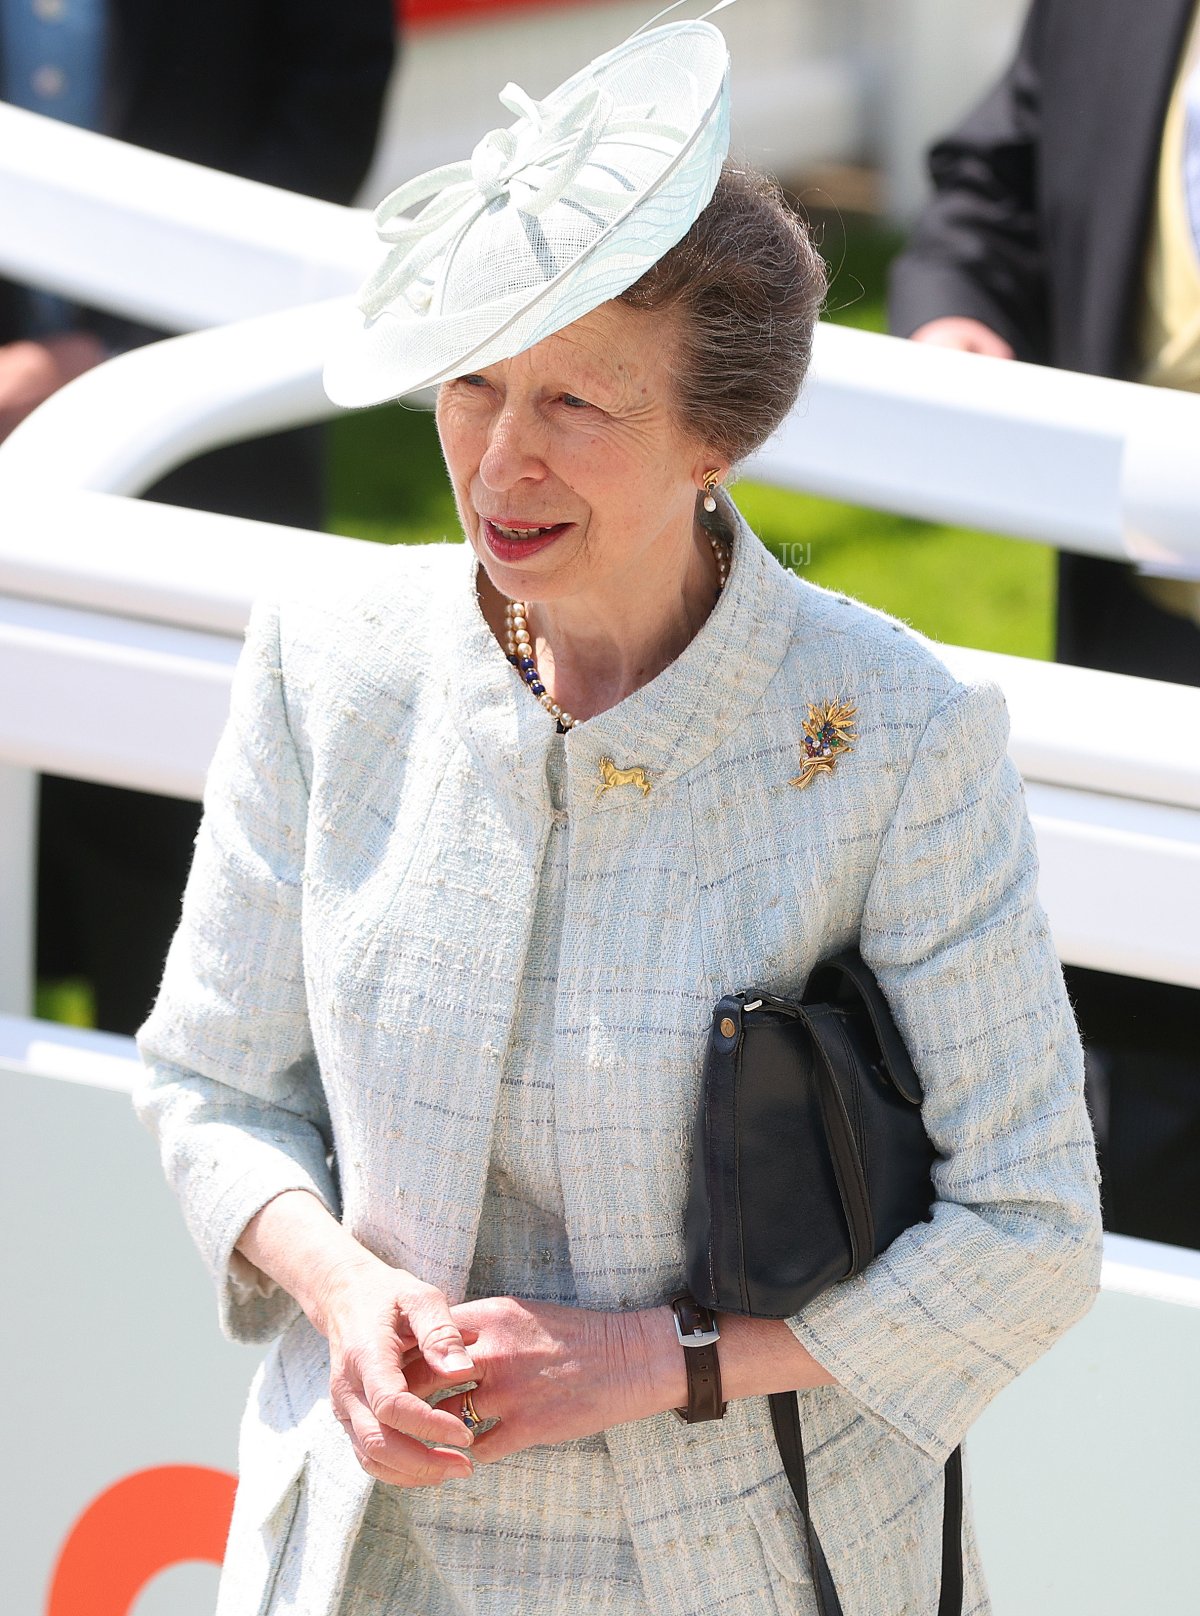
[802,949,924,1105]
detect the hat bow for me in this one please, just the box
[358,80,627,320]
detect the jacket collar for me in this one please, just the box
[440,498,799,819]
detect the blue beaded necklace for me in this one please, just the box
[503,532,730,733]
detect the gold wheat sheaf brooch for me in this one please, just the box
[790,699,857,789]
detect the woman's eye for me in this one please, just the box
[460,374,489,388]
[561,393,590,409]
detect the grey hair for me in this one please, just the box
[617,163,827,464]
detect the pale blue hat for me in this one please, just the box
[323,19,731,407]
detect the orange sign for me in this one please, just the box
[47,1466,236,1616]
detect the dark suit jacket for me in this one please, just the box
[1,0,397,363]
[889,0,1200,684]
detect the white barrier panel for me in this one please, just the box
[1025,784,1200,990]
[2,495,1199,814]
[1,1018,260,1616]
[0,764,35,1012]
[4,1017,1198,1615]
[971,1236,1200,1612]
[2,560,1199,992]
[0,596,238,800]
[0,489,376,640]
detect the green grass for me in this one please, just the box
[330,402,461,548]
[328,218,1055,660]
[36,977,96,1028]
[737,485,1055,660]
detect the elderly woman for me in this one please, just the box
[135,18,1101,1616]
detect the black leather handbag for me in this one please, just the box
[684,948,963,1616]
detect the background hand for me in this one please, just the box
[908,316,1015,359]
[0,333,108,442]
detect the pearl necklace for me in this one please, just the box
[504,532,730,732]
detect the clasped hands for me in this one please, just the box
[322,1256,683,1489]
[238,1189,829,1488]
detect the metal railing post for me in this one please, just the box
[0,763,36,1015]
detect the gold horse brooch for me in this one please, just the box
[595,757,652,799]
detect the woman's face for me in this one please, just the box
[435,301,716,608]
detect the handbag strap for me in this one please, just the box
[803,949,923,1106]
[767,1392,963,1616]
[800,1005,876,1273]
[767,1392,844,1615]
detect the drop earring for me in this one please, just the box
[701,470,720,512]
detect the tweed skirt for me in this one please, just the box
[332,1442,646,1615]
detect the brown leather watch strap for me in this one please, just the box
[670,1291,726,1423]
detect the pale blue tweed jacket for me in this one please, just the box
[135,507,1102,1616]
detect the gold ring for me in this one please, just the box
[461,1391,485,1434]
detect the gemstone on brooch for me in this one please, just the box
[790,699,857,789]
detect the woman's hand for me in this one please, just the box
[236,1190,479,1488]
[402,1296,683,1462]
[322,1256,484,1487]
[401,1297,837,1464]
[237,1196,834,1481]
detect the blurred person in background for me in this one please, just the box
[0,0,397,1033]
[890,0,1200,1250]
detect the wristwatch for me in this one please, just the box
[670,1291,726,1423]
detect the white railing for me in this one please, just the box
[0,103,372,330]
[2,127,1199,1015]
[754,325,1200,576]
[6,274,1200,578]
[6,571,1197,1009]
[5,102,1200,573]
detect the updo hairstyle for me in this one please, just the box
[617,162,827,464]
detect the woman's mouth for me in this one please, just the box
[481,519,571,562]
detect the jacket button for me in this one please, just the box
[719,1016,736,1038]
[32,63,66,97]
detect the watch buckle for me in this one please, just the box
[673,1316,721,1350]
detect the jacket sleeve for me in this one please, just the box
[786,679,1103,1462]
[134,600,338,1345]
[887,1,1050,361]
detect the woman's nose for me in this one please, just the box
[478,407,545,490]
